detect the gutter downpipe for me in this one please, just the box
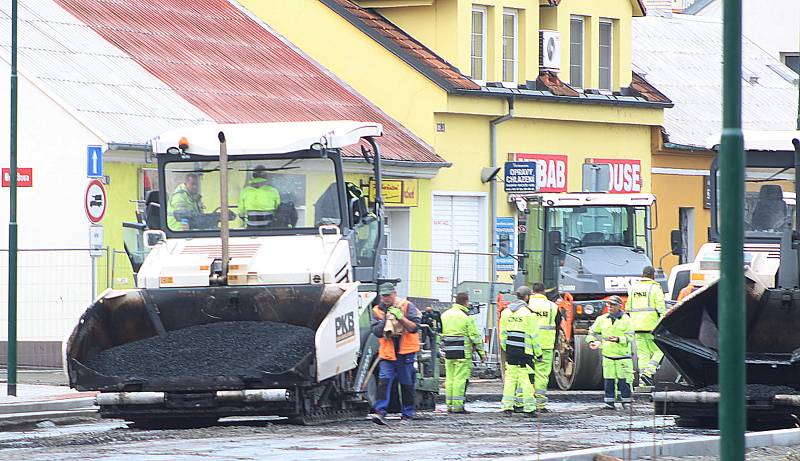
[489,97,514,367]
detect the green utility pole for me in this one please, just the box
[719,0,745,458]
[7,0,18,397]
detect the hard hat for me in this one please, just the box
[515,286,532,298]
[606,295,624,307]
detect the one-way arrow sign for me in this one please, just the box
[87,145,103,178]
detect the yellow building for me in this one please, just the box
[240,0,671,301]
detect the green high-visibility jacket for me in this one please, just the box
[587,313,634,360]
[625,278,667,332]
[167,183,202,230]
[528,294,559,350]
[441,304,485,359]
[499,301,542,359]
[238,178,280,220]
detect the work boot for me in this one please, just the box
[502,410,514,417]
[640,375,654,386]
[523,410,538,418]
[538,408,551,414]
[622,403,632,411]
[370,413,389,426]
[399,416,413,426]
[603,403,616,410]
[452,409,470,415]
[513,407,524,413]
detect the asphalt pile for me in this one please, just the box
[86,321,315,379]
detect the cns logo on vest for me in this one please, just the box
[335,312,355,343]
[604,276,639,292]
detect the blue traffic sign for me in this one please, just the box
[87,145,103,178]
[504,161,538,193]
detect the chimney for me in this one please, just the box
[643,0,673,17]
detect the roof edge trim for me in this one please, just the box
[451,89,674,109]
[320,0,456,92]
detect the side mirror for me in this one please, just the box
[670,229,683,256]
[145,202,162,230]
[548,230,562,256]
[144,230,166,248]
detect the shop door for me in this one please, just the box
[385,209,410,298]
[431,194,485,302]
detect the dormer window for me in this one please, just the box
[569,15,584,88]
[599,19,614,91]
[471,5,487,82]
[502,9,518,84]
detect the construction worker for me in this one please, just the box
[499,286,542,417]
[587,295,634,410]
[421,306,442,350]
[528,282,559,412]
[369,282,421,425]
[167,173,203,230]
[238,165,281,227]
[441,292,485,414]
[626,266,667,386]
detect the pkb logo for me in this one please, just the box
[335,312,355,343]
[604,276,639,292]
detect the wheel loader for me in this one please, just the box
[65,121,439,426]
[654,130,800,428]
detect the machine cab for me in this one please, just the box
[123,121,385,286]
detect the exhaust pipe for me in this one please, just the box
[216,389,291,403]
[218,130,229,283]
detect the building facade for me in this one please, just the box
[241,0,671,307]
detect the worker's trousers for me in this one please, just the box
[533,349,553,410]
[635,332,663,379]
[374,353,416,418]
[444,359,471,412]
[502,364,535,412]
[602,356,633,406]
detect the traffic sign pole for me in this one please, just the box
[7,0,18,397]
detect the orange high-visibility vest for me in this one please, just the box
[373,299,420,361]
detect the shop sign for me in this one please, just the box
[1,167,33,187]
[503,161,538,193]
[369,178,418,207]
[513,153,568,192]
[494,217,516,272]
[591,158,643,193]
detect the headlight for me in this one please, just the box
[583,304,595,315]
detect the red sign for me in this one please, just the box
[84,179,107,224]
[592,158,643,193]
[1,168,33,187]
[513,154,568,192]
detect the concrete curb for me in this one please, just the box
[0,397,96,415]
[0,408,98,430]
[513,427,800,460]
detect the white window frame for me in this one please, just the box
[781,52,800,75]
[501,8,518,87]
[569,15,584,89]
[598,18,614,92]
[471,5,488,83]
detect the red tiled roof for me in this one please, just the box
[537,71,580,97]
[55,0,445,164]
[630,72,672,104]
[324,0,480,91]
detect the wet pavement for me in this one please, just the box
[0,394,718,461]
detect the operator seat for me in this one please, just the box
[581,232,606,247]
[750,185,787,231]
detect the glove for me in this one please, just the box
[536,355,544,363]
[388,307,404,320]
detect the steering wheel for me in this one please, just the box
[564,237,582,248]
[211,207,237,221]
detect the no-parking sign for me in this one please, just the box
[84,179,107,224]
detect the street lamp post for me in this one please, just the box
[7,0,18,397]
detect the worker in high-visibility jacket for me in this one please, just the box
[528,282,559,412]
[499,286,542,416]
[625,266,667,386]
[587,295,634,410]
[441,292,485,414]
[238,165,281,228]
[167,173,203,230]
[369,282,421,426]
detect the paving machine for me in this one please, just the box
[521,193,665,390]
[654,131,800,427]
[65,121,439,426]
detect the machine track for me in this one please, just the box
[290,404,369,425]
